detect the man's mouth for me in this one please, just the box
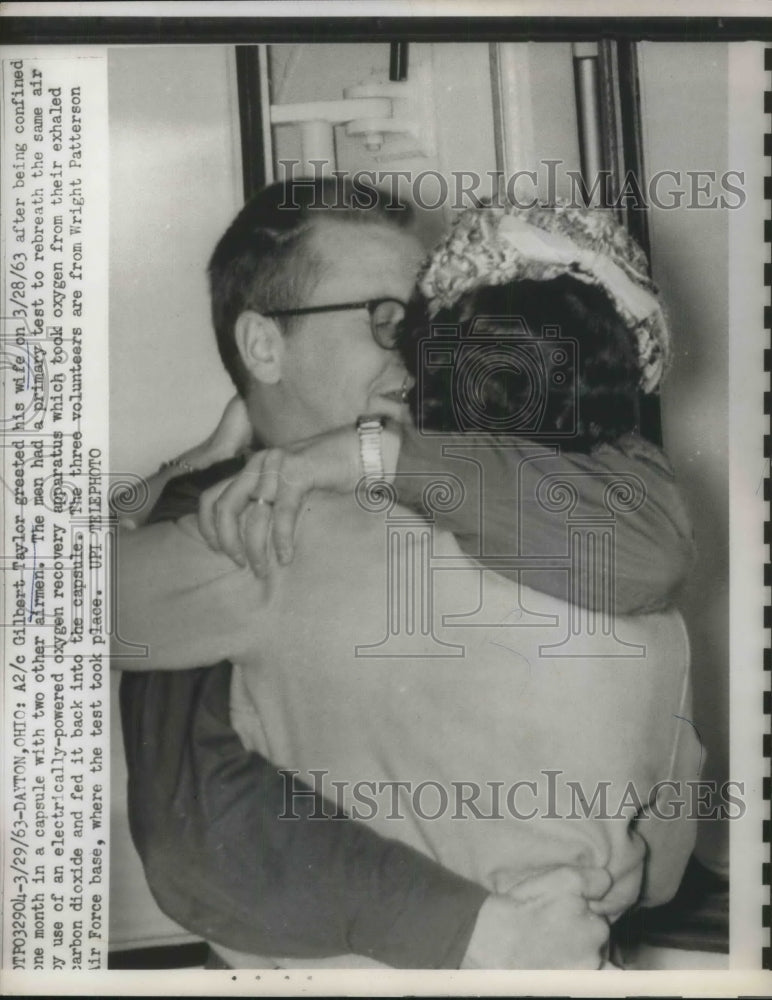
[377,375,414,405]
[378,388,408,403]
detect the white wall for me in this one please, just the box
[269,41,581,230]
[109,45,242,478]
[639,42,730,872]
[269,41,499,246]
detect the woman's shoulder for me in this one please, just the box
[594,432,676,479]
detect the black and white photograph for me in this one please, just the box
[1,2,770,995]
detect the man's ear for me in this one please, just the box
[234,311,284,386]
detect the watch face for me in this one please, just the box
[357,416,385,430]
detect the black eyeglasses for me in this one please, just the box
[264,298,406,350]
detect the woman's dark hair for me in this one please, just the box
[397,275,640,452]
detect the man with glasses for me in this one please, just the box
[122,178,571,969]
[265,297,408,349]
[118,178,685,969]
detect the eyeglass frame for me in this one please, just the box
[263,297,406,349]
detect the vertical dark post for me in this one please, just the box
[598,40,661,446]
[235,45,268,202]
[617,41,661,446]
[615,41,652,261]
[572,43,609,207]
[389,42,409,82]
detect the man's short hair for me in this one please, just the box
[209,177,414,395]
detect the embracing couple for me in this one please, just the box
[115,177,699,970]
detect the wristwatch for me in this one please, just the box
[356,415,385,483]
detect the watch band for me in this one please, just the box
[356,415,385,482]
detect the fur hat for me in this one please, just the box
[418,203,671,393]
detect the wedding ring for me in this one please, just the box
[255,496,274,508]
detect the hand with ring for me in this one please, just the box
[197,422,400,577]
